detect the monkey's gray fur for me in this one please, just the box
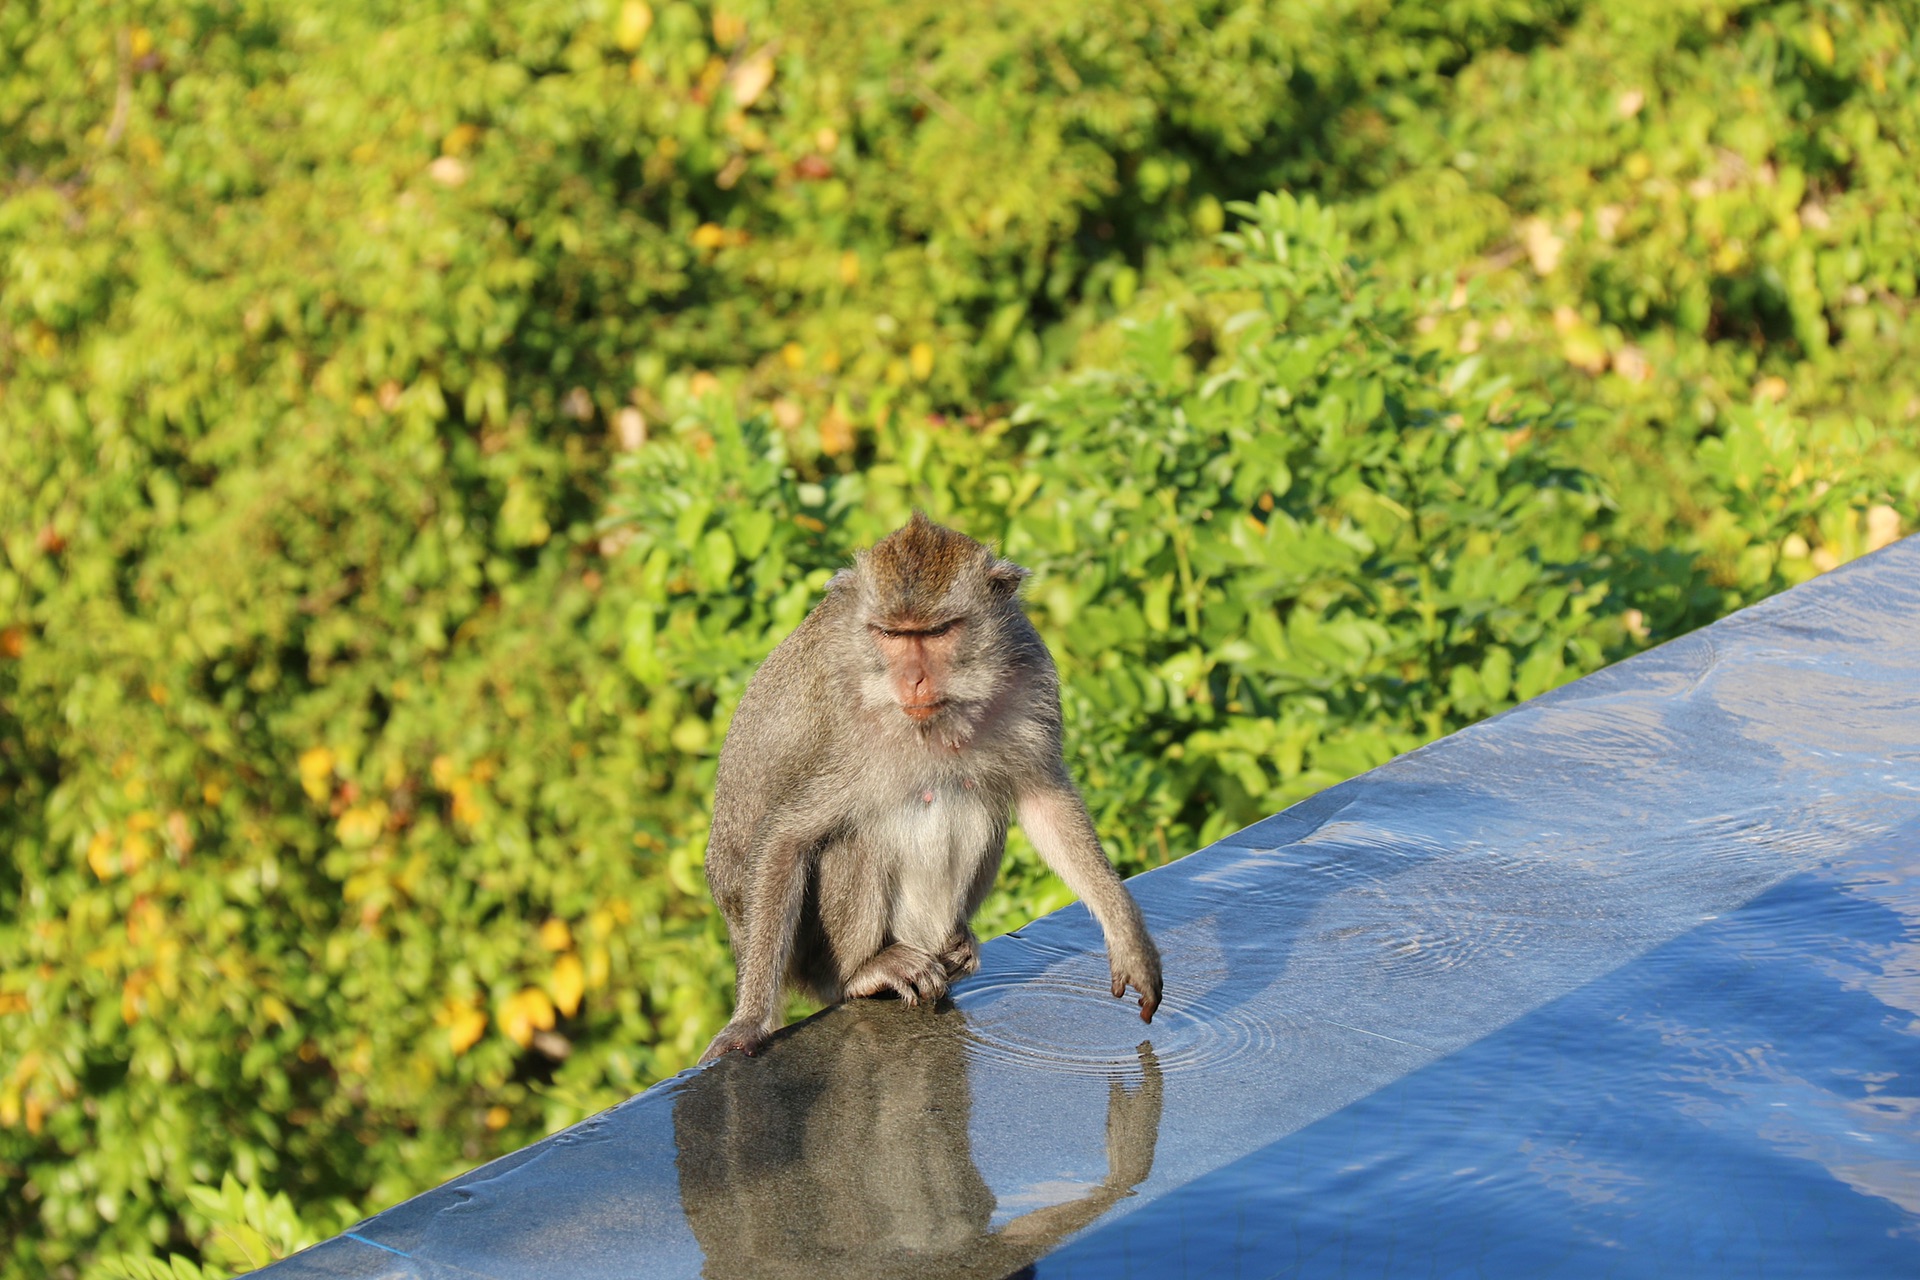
[700,514,1162,1062]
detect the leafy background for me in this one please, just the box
[0,1,1912,1275]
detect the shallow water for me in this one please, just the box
[261,538,1920,1280]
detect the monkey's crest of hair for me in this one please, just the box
[842,511,1027,625]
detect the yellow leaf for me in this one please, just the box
[444,1002,488,1055]
[121,831,154,873]
[819,406,853,456]
[442,123,482,157]
[1807,22,1835,67]
[728,53,774,109]
[838,251,860,287]
[486,1105,512,1130]
[691,223,728,250]
[87,831,116,879]
[336,802,389,847]
[615,0,653,51]
[450,781,483,828]
[781,341,805,370]
[550,954,585,1016]
[538,919,573,952]
[122,972,149,1024]
[909,342,934,381]
[500,988,555,1047]
[298,747,335,802]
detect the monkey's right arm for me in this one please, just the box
[701,619,846,1064]
[700,807,832,1063]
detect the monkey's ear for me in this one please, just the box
[827,568,857,593]
[987,558,1030,596]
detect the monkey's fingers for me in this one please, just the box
[1111,973,1161,1023]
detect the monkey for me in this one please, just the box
[699,513,1162,1063]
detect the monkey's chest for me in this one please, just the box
[866,781,1002,944]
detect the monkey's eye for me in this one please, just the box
[923,620,956,637]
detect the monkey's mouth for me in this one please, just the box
[900,700,947,722]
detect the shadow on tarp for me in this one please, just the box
[259,536,1920,1280]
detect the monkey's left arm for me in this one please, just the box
[1014,774,1163,1022]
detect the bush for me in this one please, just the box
[1,2,1912,1276]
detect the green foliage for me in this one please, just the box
[1330,0,1919,616]
[89,1174,322,1280]
[0,1,1912,1277]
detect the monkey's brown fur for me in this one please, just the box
[700,514,1162,1062]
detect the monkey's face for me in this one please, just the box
[866,617,970,724]
[845,515,1030,734]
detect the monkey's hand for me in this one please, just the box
[1108,938,1163,1024]
[699,1017,776,1064]
[844,943,950,1006]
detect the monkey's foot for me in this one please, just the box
[699,1017,776,1064]
[938,929,981,980]
[844,944,949,1006]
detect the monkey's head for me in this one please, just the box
[836,513,1030,730]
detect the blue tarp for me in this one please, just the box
[261,536,1920,1278]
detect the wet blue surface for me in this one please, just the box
[1040,861,1920,1278]
[258,536,1920,1279]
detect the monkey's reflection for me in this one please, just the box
[674,1001,1162,1280]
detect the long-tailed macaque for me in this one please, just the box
[700,514,1162,1062]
